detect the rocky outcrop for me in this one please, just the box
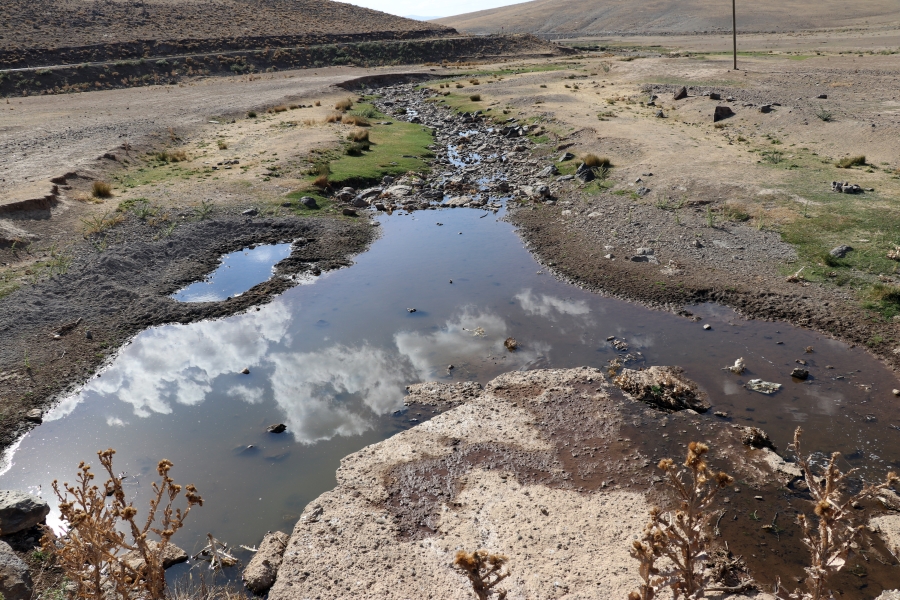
[612,366,710,412]
[0,490,50,535]
[268,367,777,600]
[0,541,32,600]
[243,531,290,595]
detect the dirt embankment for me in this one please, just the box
[268,367,900,598]
[0,211,375,452]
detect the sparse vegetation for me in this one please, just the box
[41,450,202,600]
[217,139,228,150]
[815,107,833,122]
[82,212,125,236]
[836,155,866,168]
[453,550,509,600]
[334,98,353,112]
[348,128,369,142]
[247,111,257,118]
[582,154,611,168]
[91,181,113,198]
[341,114,370,126]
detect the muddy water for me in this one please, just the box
[3,101,900,581]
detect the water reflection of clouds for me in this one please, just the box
[395,307,550,379]
[515,289,591,319]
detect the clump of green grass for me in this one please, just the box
[351,106,379,119]
[762,150,783,164]
[469,94,481,102]
[836,155,866,168]
[345,141,371,156]
[151,150,188,163]
[92,181,113,198]
[334,98,353,112]
[815,107,833,122]
[582,154,611,168]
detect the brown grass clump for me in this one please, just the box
[453,550,509,599]
[836,155,866,168]
[302,119,317,126]
[324,112,342,123]
[334,98,353,112]
[456,83,464,88]
[628,442,736,600]
[313,174,329,188]
[469,94,481,102]
[341,114,370,127]
[774,428,899,600]
[41,449,202,600]
[348,128,370,142]
[270,105,288,113]
[217,139,228,150]
[582,154,611,168]
[469,78,481,85]
[91,181,113,198]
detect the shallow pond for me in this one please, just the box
[172,243,293,302]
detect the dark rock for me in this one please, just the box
[537,165,559,178]
[739,426,777,451]
[759,105,772,113]
[817,94,828,99]
[267,424,287,434]
[243,531,290,595]
[791,368,809,380]
[241,368,250,375]
[0,540,32,600]
[536,185,551,198]
[0,490,50,535]
[613,366,710,412]
[708,92,721,100]
[342,208,358,217]
[673,86,688,100]
[281,202,293,208]
[575,163,595,183]
[24,410,41,424]
[714,106,735,122]
[557,152,575,162]
[829,245,852,258]
[242,208,258,217]
[655,110,665,118]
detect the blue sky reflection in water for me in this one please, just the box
[172,243,293,302]
[2,205,899,565]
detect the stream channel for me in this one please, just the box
[2,83,899,582]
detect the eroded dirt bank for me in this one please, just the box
[0,211,374,451]
[267,367,900,598]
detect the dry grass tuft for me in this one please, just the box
[836,155,866,168]
[582,154,611,168]
[41,449,203,600]
[324,112,342,124]
[270,105,288,113]
[334,98,353,112]
[341,114,370,127]
[313,174,329,188]
[91,181,113,198]
[348,128,370,142]
[217,139,228,150]
[302,119,317,126]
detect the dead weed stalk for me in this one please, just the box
[453,550,509,599]
[41,449,203,600]
[628,442,734,600]
[774,427,898,600]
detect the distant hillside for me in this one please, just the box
[435,0,900,36]
[0,0,454,52]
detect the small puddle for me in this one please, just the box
[171,243,293,302]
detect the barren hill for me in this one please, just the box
[0,0,453,64]
[435,0,900,36]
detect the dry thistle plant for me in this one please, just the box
[41,449,203,600]
[453,549,509,600]
[775,427,898,600]
[628,442,734,600]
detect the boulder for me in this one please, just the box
[713,106,735,122]
[871,515,900,562]
[243,531,290,595]
[0,490,49,535]
[341,208,358,217]
[536,185,551,198]
[537,165,559,178]
[673,86,688,100]
[0,541,32,600]
[24,410,42,423]
[612,366,710,412]
[759,105,772,113]
[298,197,318,209]
[575,163,595,183]
[557,152,575,162]
[829,245,852,258]
[708,92,721,100]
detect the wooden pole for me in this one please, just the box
[732,0,738,70]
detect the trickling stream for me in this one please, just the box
[2,83,899,583]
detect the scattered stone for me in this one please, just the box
[242,208,258,217]
[714,411,729,418]
[739,426,776,451]
[655,110,665,118]
[703,324,711,330]
[708,92,721,100]
[612,366,710,412]
[745,379,782,395]
[713,106,735,122]
[574,162,595,183]
[832,181,862,194]
[123,541,188,572]
[243,531,290,595]
[829,245,852,258]
[723,357,745,374]
[341,208,358,217]
[299,196,318,209]
[504,337,518,351]
[673,86,688,100]
[635,187,651,197]
[0,540,32,600]
[635,247,654,256]
[407,308,417,313]
[691,239,703,248]
[241,368,250,375]
[893,389,900,396]
[557,152,575,162]
[759,105,772,113]
[538,165,559,178]
[281,201,293,208]
[267,424,287,434]
[24,409,42,423]
[817,94,828,99]
[0,490,50,534]
[791,368,809,380]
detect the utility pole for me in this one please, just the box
[732,0,738,70]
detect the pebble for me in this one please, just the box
[407,308,417,313]
[703,324,711,330]
[893,389,900,396]
[241,368,250,375]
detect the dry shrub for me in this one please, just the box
[313,174,329,188]
[628,442,735,600]
[314,100,321,107]
[91,181,113,198]
[270,105,288,113]
[341,114,370,127]
[302,119,317,126]
[324,112,342,123]
[348,128,369,142]
[334,98,353,112]
[217,139,228,150]
[41,449,203,600]
[774,428,899,600]
[453,550,509,599]
[582,154,611,168]
[835,155,866,168]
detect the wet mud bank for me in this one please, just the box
[0,211,374,451]
[268,368,900,598]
